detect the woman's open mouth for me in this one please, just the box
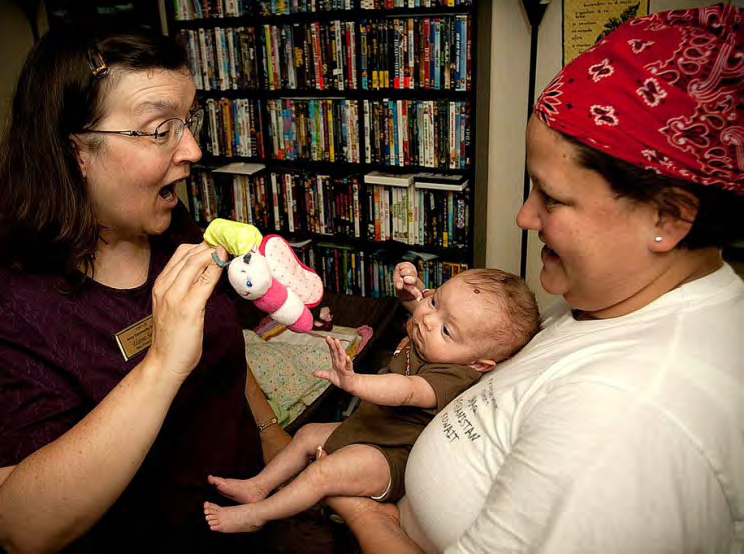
[542,243,560,262]
[159,183,176,202]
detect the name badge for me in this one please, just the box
[115,315,153,361]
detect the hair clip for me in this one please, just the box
[87,48,109,78]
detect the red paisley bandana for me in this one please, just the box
[534,4,744,196]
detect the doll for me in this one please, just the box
[204,219,323,333]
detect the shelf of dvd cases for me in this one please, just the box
[200,97,469,169]
[175,15,472,93]
[186,165,471,252]
[168,0,477,296]
[171,3,471,21]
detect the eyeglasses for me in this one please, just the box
[81,108,204,149]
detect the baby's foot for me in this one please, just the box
[207,475,270,504]
[204,502,265,533]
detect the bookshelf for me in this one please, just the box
[167,0,478,298]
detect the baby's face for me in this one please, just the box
[408,276,500,370]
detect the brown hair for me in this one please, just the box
[457,268,540,361]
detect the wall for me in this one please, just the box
[0,0,47,136]
[477,0,531,276]
[158,0,168,35]
[0,0,170,137]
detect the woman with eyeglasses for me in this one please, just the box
[0,26,288,552]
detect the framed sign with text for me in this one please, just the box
[563,0,650,64]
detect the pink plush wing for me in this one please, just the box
[259,235,324,308]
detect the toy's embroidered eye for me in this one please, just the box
[245,279,252,288]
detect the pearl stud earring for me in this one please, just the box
[654,236,663,243]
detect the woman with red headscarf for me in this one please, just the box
[328,4,744,552]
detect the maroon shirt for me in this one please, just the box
[0,217,266,552]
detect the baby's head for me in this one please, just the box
[408,268,539,373]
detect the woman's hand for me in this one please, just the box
[325,496,423,554]
[146,243,226,381]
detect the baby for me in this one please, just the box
[204,263,540,533]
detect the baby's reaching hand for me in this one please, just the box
[393,262,424,303]
[314,337,359,394]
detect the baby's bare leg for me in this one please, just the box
[208,422,340,504]
[205,444,390,534]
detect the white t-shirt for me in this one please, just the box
[404,264,743,553]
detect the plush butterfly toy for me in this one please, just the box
[204,219,323,333]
